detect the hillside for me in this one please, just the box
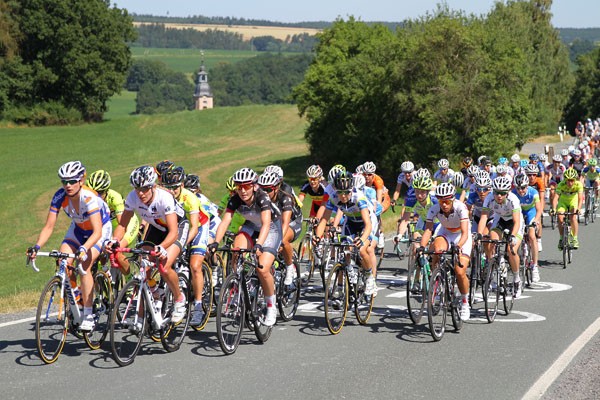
[0,105,308,311]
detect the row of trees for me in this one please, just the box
[0,0,135,123]
[131,14,331,30]
[563,47,600,128]
[293,1,574,180]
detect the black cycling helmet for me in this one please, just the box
[333,170,354,191]
[184,174,200,191]
[161,166,185,186]
[156,160,174,177]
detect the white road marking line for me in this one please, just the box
[522,316,600,400]
[0,315,35,328]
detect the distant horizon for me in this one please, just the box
[112,0,600,29]
[128,13,600,29]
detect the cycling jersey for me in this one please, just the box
[50,186,111,230]
[197,193,221,237]
[413,194,439,231]
[466,191,486,218]
[300,180,329,216]
[396,172,416,208]
[174,187,209,226]
[362,186,383,217]
[512,186,539,225]
[482,192,521,221]
[555,180,583,202]
[425,199,472,256]
[570,159,586,176]
[124,187,186,231]
[103,189,140,246]
[226,188,281,231]
[433,168,455,184]
[582,166,600,183]
[326,189,378,239]
[219,193,245,233]
[546,163,566,184]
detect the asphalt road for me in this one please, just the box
[2,210,600,400]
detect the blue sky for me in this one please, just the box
[111,0,599,28]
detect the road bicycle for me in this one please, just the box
[215,248,273,355]
[323,237,375,335]
[173,249,213,331]
[26,250,112,364]
[558,210,578,269]
[519,222,537,287]
[479,230,516,323]
[108,245,191,366]
[393,220,417,262]
[584,186,596,225]
[468,233,486,307]
[296,218,317,286]
[273,249,301,321]
[406,245,432,324]
[424,245,464,341]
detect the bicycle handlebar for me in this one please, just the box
[109,247,164,273]
[26,250,82,274]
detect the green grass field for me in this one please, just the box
[130,47,295,75]
[0,104,313,312]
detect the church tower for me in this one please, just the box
[194,52,213,110]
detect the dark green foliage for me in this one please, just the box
[567,38,596,63]
[0,0,136,123]
[135,72,195,114]
[125,59,171,91]
[134,23,250,50]
[563,48,600,128]
[210,53,313,106]
[294,2,573,181]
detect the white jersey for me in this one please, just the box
[433,168,455,184]
[125,187,185,231]
[482,191,521,221]
[426,199,470,233]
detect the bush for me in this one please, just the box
[2,101,82,126]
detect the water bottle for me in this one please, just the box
[499,257,507,277]
[480,254,486,270]
[148,278,160,300]
[523,243,529,258]
[346,260,357,284]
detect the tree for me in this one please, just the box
[6,0,136,121]
[563,48,600,128]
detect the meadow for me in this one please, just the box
[0,104,312,312]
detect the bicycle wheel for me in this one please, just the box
[503,269,514,315]
[109,279,146,367]
[562,230,568,269]
[297,236,315,286]
[252,284,273,343]
[324,263,349,335]
[84,271,113,350]
[483,261,499,323]
[551,212,556,230]
[376,243,385,269]
[427,267,447,341]
[190,262,213,331]
[354,268,375,325]
[216,274,245,355]
[278,261,301,321]
[450,274,463,332]
[161,272,191,352]
[35,277,68,364]
[468,248,480,307]
[585,196,591,225]
[406,257,426,324]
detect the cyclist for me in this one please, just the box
[459,156,473,179]
[512,174,542,283]
[546,154,566,209]
[396,175,438,245]
[106,166,189,323]
[391,161,417,240]
[524,163,546,251]
[452,172,466,202]
[582,158,599,201]
[218,176,246,235]
[28,161,112,331]
[162,167,211,326]
[477,175,524,298]
[315,171,377,296]
[353,173,382,270]
[210,168,282,327]
[418,182,472,321]
[86,170,141,280]
[560,149,570,169]
[155,160,175,179]
[298,164,329,219]
[552,168,584,250]
[466,171,493,235]
[184,174,222,243]
[433,158,455,186]
[362,161,390,247]
[569,149,586,178]
[258,171,303,285]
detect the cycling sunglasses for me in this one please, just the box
[61,179,79,185]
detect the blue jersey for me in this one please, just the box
[466,191,485,218]
[512,186,539,212]
[362,186,383,216]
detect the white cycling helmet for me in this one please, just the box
[492,176,512,192]
[510,154,520,163]
[539,154,547,162]
[414,168,431,179]
[355,164,365,174]
[552,154,562,162]
[306,164,323,178]
[58,161,86,180]
[258,171,281,187]
[451,172,464,188]
[568,145,575,152]
[524,163,539,174]
[438,158,450,169]
[353,173,366,190]
[264,165,284,179]
[435,182,455,198]
[328,164,346,183]
[401,161,414,173]
[467,165,479,177]
[573,149,582,156]
[474,173,492,188]
[560,149,569,156]
[232,167,258,184]
[578,143,585,150]
[513,173,529,188]
[495,165,508,175]
[130,166,157,188]
[362,161,376,174]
